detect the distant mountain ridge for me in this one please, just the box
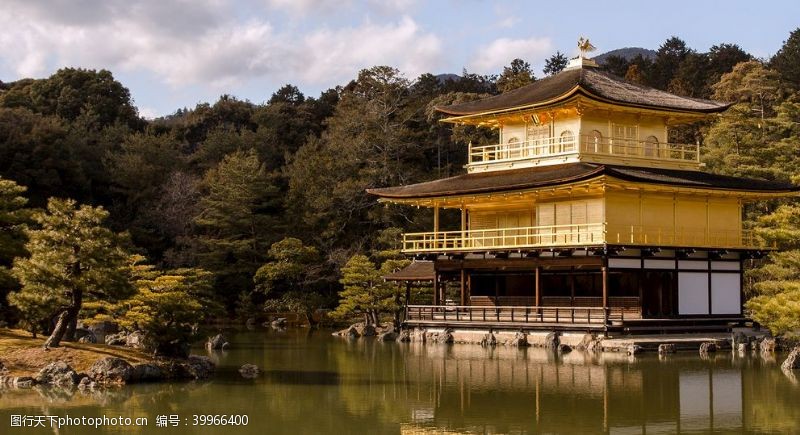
[593,47,657,64]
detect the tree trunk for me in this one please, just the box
[44,309,71,348]
[64,315,78,341]
[44,287,82,348]
[305,310,318,328]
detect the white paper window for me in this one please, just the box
[679,272,708,315]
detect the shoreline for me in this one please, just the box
[0,329,215,389]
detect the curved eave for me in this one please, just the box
[437,85,731,124]
[366,165,606,200]
[367,173,800,204]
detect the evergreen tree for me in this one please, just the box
[286,66,420,250]
[255,238,327,326]
[9,198,132,347]
[117,261,214,357]
[708,43,752,82]
[335,254,409,326]
[601,54,631,77]
[651,37,691,89]
[745,205,800,336]
[543,51,568,76]
[194,149,281,304]
[770,28,800,88]
[496,59,535,92]
[0,178,32,324]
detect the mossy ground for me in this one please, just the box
[0,328,154,376]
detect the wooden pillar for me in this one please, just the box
[535,266,541,306]
[569,266,576,305]
[460,205,467,248]
[433,204,440,234]
[433,273,439,306]
[602,264,609,333]
[405,282,411,306]
[460,268,466,306]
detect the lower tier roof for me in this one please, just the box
[366,163,799,199]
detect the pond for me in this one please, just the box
[1,329,799,434]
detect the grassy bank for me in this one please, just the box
[0,329,154,377]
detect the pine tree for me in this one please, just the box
[335,254,409,326]
[745,205,800,336]
[770,28,800,88]
[117,262,212,357]
[496,59,535,92]
[543,52,568,76]
[0,177,32,323]
[255,237,326,326]
[9,198,132,347]
[194,148,281,304]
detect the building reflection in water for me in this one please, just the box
[398,343,750,434]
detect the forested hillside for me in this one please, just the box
[1,30,799,339]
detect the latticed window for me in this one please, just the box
[612,124,638,155]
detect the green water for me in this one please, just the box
[1,329,799,434]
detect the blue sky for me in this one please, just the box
[1,0,798,118]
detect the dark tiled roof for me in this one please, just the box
[437,67,731,116]
[366,163,798,199]
[368,163,604,198]
[383,261,434,281]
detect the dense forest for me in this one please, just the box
[1,30,800,348]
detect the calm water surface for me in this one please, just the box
[1,329,799,434]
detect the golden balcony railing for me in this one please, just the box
[402,223,605,253]
[467,135,699,165]
[401,224,766,253]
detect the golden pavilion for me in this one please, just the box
[368,46,798,334]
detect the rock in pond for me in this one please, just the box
[699,342,717,354]
[509,331,529,347]
[206,333,229,351]
[658,344,676,354]
[36,361,80,387]
[544,332,560,349]
[558,344,573,354]
[181,356,215,380]
[355,323,376,337]
[239,364,260,379]
[89,357,134,385]
[333,325,360,339]
[626,344,643,355]
[396,330,411,342]
[131,364,163,382]
[270,318,287,328]
[782,347,800,371]
[480,332,497,347]
[377,329,398,342]
[760,337,776,353]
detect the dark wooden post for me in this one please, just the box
[535,266,541,311]
[433,273,440,306]
[602,265,609,334]
[460,269,466,306]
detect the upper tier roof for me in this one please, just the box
[366,163,798,199]
[436,67,731,117]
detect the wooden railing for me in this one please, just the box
[468,135,699,165]
[607,226,763,249]
[402,224,765,253]
[405,304,636,325]
[402,223,605,252]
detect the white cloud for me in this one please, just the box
[300,16,442,83]
[470,37,553,74]
[497,16,520,29]
[0,0,441,90]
